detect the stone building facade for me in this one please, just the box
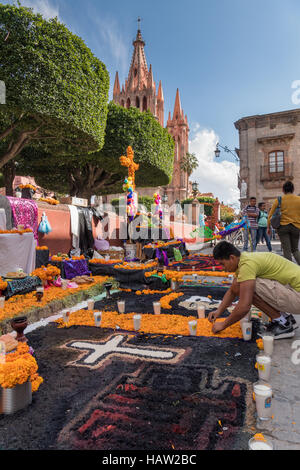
[234,108,300,210]
[113,27,189,206]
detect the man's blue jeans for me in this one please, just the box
[256,227,272,252]
[243,227,257,251]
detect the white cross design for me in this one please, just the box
[64,334,186,368]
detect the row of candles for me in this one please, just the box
[242,310,275,450]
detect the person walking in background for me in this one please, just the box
[242,197,260,252]
[268,181,300,264]
[256,202,272,252]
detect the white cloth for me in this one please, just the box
[0,209,6,230]
[68,205,80,250]
[0,232,36,276]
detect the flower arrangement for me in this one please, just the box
[144,240,180,249]
[135,288,172,295]
[0,228,33,235]
[0,275,110,323]
[0,342,43,391]
[55,309,243,338]
[31,265,61,284]
[144,269,230,281]
[0,279,8,292]
[159,292,184,309]
[36,246,48,250]
[18,184,36,191]
[89,258,122,265]
[114,261,158,270]
[39,197,59,205]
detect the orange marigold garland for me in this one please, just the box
[55,309,242,339]
[0,343,43,391]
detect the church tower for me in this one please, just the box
[113,24,189,206]
[113,25,164,127]
[166,89,190,204]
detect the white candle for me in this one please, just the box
[249,439,273,450]
[87,299,94,311]
[241,321,252,341]
[63,311,70,323]
[253,383,273,420]
[0,297,5,308]
[153,302,161,315]
[197,306,205,319]
[262,335,274,356]
[133,314,141,331]
[188,320,197,336]
[256,354,272,381]
[93,311,102,327]
[117,300,125,314]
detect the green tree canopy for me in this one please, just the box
[16,102,175,198]
[0,2,109,168]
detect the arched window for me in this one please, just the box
[142,96,147,111]
[136,96,140,108]
[268,151,284,174]
[126,98,131,109]
[121,100,125,107]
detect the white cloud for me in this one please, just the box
[189,124,240,209]
[19,0,59,19]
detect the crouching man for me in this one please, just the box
[208,241,299,339]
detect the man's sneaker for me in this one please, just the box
[285,314,299,330]
[258,321,295,340]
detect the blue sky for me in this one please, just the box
[4,0,300,206]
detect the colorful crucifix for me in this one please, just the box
[119,146,139,190]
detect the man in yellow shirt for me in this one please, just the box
[267,181,300,264]
[208,241,299,339]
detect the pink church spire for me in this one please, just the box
[173,88,182,121]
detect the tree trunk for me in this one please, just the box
[2,161,16,196]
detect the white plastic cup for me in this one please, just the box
[176,266,180,272]
[133,314,141,331]
[153,302,161,315]
[241,321,252,341]
[248,437,273,450]
[192,266,195,271]
[94,311,102,327]
[253,382,273,420]
[117,300,125,313]
[197,306,205,319]
[188,320,197,336]
[0,341,5,364]
[0,297,5,308]
[228,274,234,284]
[63,311,70,323]
[256,353,272,381]
[87,299,94,311]
[262,334,274,356]
[171,280,177,291]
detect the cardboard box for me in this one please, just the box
[60,196,88,207]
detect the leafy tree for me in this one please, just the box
[16,102,175,198]
[180,152,199,177]
[0,3,109,169]
[220,204,236,225]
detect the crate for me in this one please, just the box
[60,196,88,207]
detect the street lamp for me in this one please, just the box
[215,142,239,162]
[192,181,198,199]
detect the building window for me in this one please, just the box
[121,100,125,107]
[268,151,284,174]
[136,96,140,108]
[126,98,131,109]
[142,96,147,111]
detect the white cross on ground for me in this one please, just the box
[65,334,185,367]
